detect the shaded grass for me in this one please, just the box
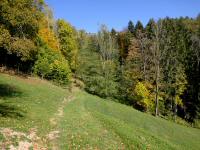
[0,73,68,137]
[0,82,24,118]
[0,83,23,98]
[0,103,24,118]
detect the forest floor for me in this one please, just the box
[0,73,200,150]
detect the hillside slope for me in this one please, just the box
[0,73,199,149]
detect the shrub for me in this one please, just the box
[34,46,71,85]
[133,82,154,112]
[49,59,71,85]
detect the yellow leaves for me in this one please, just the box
[175,96,183,106]
[38,12,60,52]
[0,25,11,48]
[38,28,60,52]
[134,81,155,111]
[134,82,150,99]
[173,66,187,107]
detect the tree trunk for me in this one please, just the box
[155,82,159,116]
[174,94,177,122]
[143,56,147,81]
[155,63,159,117]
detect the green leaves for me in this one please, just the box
[0,0,43,63]
[49,59,71,85]
[0,0,40,38]
[0,25,11,48]
[34,47,71,85]
[77,26,119,98]
[57,19,78,71]
[8,37,37,61]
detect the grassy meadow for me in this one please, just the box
[0,73,199,149]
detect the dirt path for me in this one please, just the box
[0,91,75,150]
[47,94,74,150]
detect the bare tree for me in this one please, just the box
[136,31,151,81]
[151,20,164,117]
[97,25,118,96]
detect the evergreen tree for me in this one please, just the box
[145,19,156,39]
[128,20,135,35]
[111,28,117,39]
[135,21,144,36]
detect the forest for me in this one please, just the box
[0,0,200,128]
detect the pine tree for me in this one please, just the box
[135,21,144,36]
[128,20,135,35]
[146,19,156,39]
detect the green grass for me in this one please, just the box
[58,92,200,150]
[0,73,200,149]
[0,73,68,137]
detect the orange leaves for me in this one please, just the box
[127,38,141,61]
[38,28,60,52]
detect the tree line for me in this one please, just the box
[77,18,200,127]
[0,0,199,127]
[0,0,77,85]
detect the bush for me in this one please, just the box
[34,56,50,79]
[85,75,118,98]
[49,59,71,85]
[133,82,154,112]
[34,46,71,85]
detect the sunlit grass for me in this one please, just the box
[0,73,199,149]
[59,91,200,150]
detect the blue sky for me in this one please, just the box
[45,0,200,33]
